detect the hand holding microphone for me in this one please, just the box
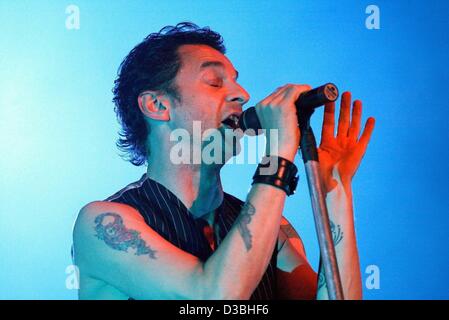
[229,83,339,161]
[238,83,339,132]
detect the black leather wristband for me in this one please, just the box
[252,155,299,196]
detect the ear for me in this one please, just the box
[138,91,171,121]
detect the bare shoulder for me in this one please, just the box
[73,201,145,253]
[75,201,144,228]
[71,200,204,299]
[72,201,146,299]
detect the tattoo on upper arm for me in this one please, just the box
[94,212,157,259]
[237,202,256,252]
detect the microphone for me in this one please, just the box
[238,83,339,132]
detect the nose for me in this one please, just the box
[226,82,250,105]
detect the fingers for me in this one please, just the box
[348,99,362,142]
[257,84,287,106]
[358,117,375,148]
[323,92,373,147]
[269,84,311,108]
[321,101,335,142]
[259,84,311,110]
[265,84,290,105]
[337,91,351,139]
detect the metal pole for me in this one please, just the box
[300,126,344,300]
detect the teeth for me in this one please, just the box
[228,115,239,124]
[222,115,240,129]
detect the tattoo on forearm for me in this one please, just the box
[317,269,326,290]
[330,220,343,245]
[237,202,256,251]
[317,221,343,291]
[94,212,157,259]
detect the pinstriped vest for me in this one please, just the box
[105,174,278,299]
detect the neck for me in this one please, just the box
[146,134,223,220]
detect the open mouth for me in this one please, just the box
[221,114,240,130]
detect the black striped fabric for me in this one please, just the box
[105,173,278,300]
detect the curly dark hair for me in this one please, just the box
[112,22,226,166]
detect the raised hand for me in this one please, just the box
[317,91,375,192]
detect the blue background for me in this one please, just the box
[0,0,448,299]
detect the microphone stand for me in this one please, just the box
[298,107,344,300]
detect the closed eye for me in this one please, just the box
[208,79,223,88]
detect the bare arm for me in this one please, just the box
[275,204,361,300]
[276,91,374,300]
[315,91,375,299]
[73,182,288,299]
[316,183,362,300]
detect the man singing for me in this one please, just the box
[72,22,375,299]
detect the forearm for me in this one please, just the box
[201,183,286,299]
[316,182,362,300]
